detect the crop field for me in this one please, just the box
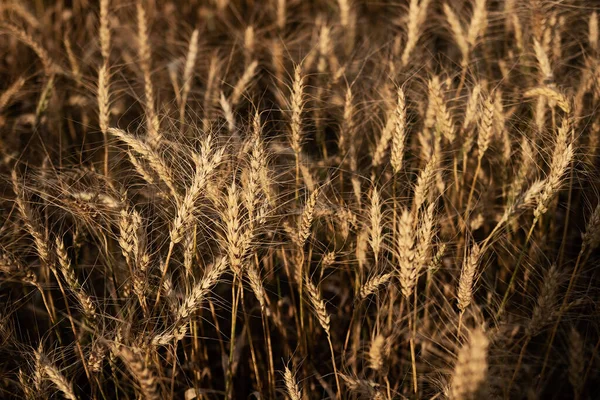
[0,0,599,399]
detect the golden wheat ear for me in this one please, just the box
[449,327,489,400]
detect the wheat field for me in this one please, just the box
[0,0,599,399]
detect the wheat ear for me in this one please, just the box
[390,87,406,174]
[449,328,489,400]
[107,127,178,199]
[99,0,110,60]
[457,243,482,313]
[283,365,301,400]
[443,4,469,65]
[35,350,78,400]
[0,76,25,110]
[305,276,341,398]
[180,29,199,123]
[401,0,431,66]
[116,346,160,400]
[360,273,392,299]
[231,60,258,106]
[590,12,598,52]
[0,22,54,74]
[55,237,96,321]
[136,0,160,142]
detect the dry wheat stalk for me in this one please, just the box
[428,77,455,142]
[231,60,258,106]
[0,2,39,29]
[136,0,160,141]
[0,22,54,74]
[582,204,600,251]
[443,4,469,65]
[372,107,395,167]
[368,187,383,263]
[415,202,436,273]
[368,334,385,371]
[339,86,354,154]
[297,188,319,247]
[457,243,481,312]
[63,35,81,85]
[115,346,160,400]
[247,262,267,313]
[276,0,286,30]
[171,137,224,244]
[118,207,142,268]
[534,118,574,219]
[449,328,489,400]
[527,264,559,337]
[413,155,437,211]
[524,86,570,113]
[476,94,494,159]
[283,365,301,400]
[181,29,199,116]
[590,12,598,52]
[463,84,481,130]
[401,0,431,66]
[533,38,553,83]
[11,170,51,266]
[568,327,585,399]
[390,87,406,173]
[177,256,228,323]
[203,55,219,131]
[43,363,78,400]
[305,276,330,334]
[222,180,252,275]
[220,92,235,132]
[99,0,110,60]
[98,63,110,135]
[466,0,487,47]
[0,76,25,110]
[108,127,178,198]
[360,273,392,299]
[397,209,416,298]
[55,237,96,321]
[290,64,305,157]
[35,350,78,400]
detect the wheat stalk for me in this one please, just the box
[368,187,383,263]
[457,243,482,312]
[590,12,598,52]
[136,0,160,142]
[443,4,469,65]
[524,86,570,114]
[527,264,560,337]
[231,60,258,106]
[107,127,178,198]
[533,38,553,83]
[99,0,110,60]
[0,22,54,74]
[180,29,199,122]
[449,328,489,400]
[568,327,585,399]
[0,76,25,110]
[283,365,301,400]
[55,237,96,321]
[116,346,160,400]
[297,188,319,247]
[360,273,392,299]
[466,0,487,47]
[401,0,431,66]
[390,87,406,174]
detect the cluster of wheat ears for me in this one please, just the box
[0,0,599,399]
